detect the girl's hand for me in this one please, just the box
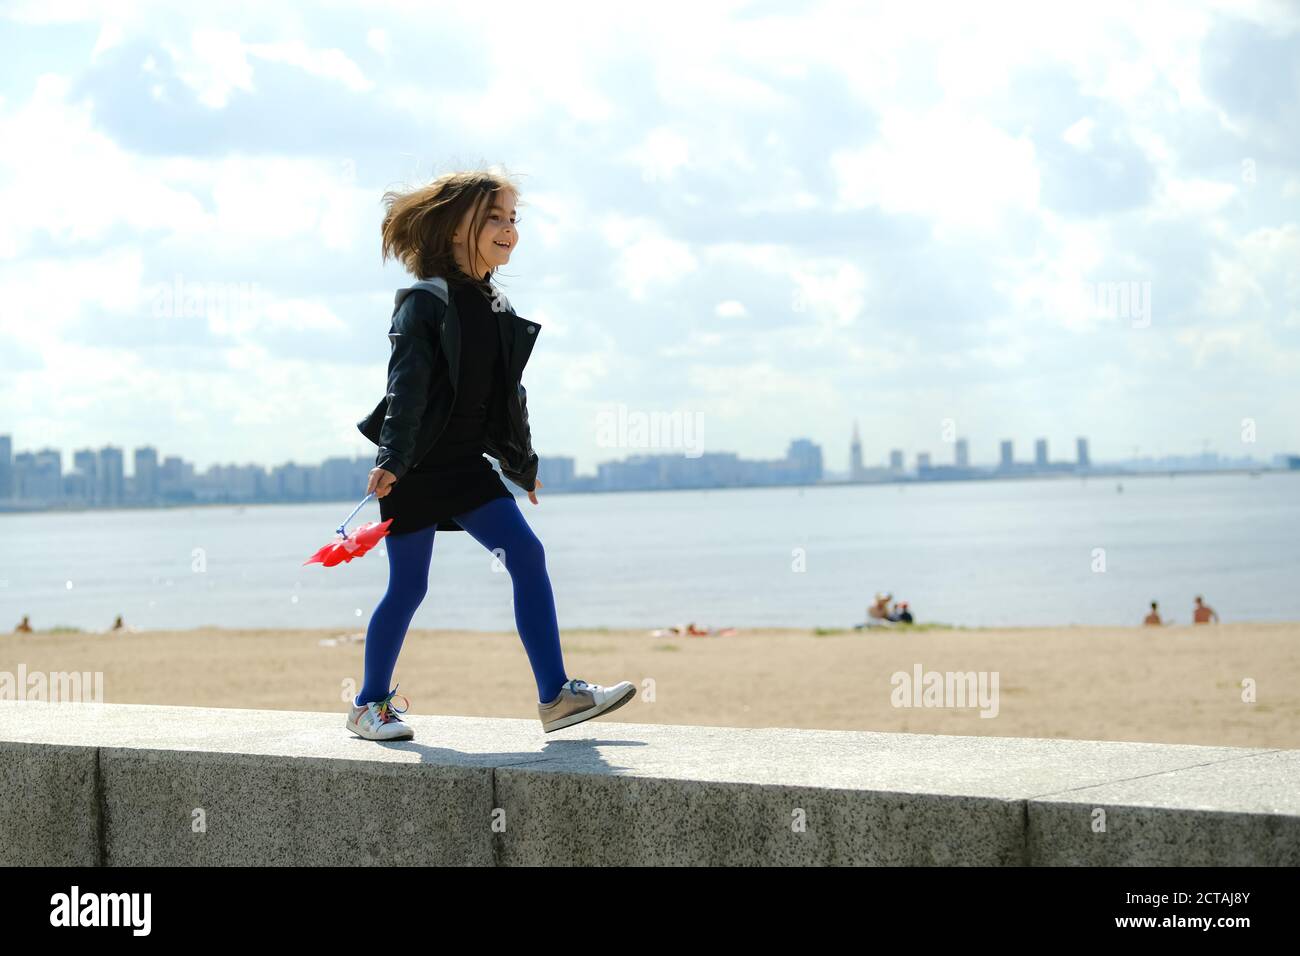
[367,467,398,498]
[527,478,543,505]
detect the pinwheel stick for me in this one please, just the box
[338,492,376,538]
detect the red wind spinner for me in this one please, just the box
[303,492,393,567]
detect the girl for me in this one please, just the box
[348,169,635,741]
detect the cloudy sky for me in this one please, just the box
[1,0,1298,477]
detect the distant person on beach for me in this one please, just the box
[111,615,125,631]
[895,602,914,624]
[14,615,32,633]
[1192,596,1220,624]
[868,592,893,621]
[680,621,736,636]
[1144,601,1162,626]
[349,170,634,742]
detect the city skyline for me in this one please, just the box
[4,412,1293,479]
[3,426,1293,514]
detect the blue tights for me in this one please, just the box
[355,495,569,708]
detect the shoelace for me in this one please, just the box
[365,685,410,726]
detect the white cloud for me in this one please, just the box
[157,28,374,108]
[0,248,146,347]
[786,262,869,342]
[1147,176,1240,221]
[366,28,390,58]
[0,69,371,263]
[623,127,691,185]
[830,107,1041,233]
[548,351,609,391]
[162,29,254,109]
[603,218,696,301]
[686,358,842,433]
[1200,224,1300,331]
[1062,117,1096,150]
[0,75,206,257]
[246,39,374,93]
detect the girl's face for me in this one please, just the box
[453,187,518,280]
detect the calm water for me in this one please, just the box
[2,472,1297,631]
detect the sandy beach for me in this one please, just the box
[2,621,1296,748]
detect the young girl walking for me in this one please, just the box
[347,169,635,741]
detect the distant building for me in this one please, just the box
[537,456,576,489]
[999,440,1014,469]
[1035,438,1048,467]
[787,439,824,483]
[1077,437,1091,468]
[888,449,904,472]
[158,455,193,499]
[849,421,864,481]
[15,450,62,502]
[34,449,62,501]
[955,438,969,467]
[593,442,822,491]
[317,456,359,500]
[272,462,312,500]
[98,446,125,506]
[917,452,931,472]
[134,446,159,502]
[73,449,98,504]
[0,434,12,499]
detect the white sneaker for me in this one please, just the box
[538,678,636,733]
[346,686,415,741]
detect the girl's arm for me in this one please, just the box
[498,381,539,491]
[375,297,440,480]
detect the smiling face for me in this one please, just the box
[452,186,519,281]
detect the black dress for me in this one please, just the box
[379,273,514,536]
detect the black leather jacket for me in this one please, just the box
[356,277,541,492]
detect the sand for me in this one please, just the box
[2,621,1296,748]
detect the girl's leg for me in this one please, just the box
[451,495,568,704]
[355,524,437,706]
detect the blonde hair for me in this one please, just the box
[380,167,524,283]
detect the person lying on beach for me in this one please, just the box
[648,623,737,637]
[686,622,736,636]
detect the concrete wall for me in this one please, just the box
[1,701,1296,865]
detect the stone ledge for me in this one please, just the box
[1,701,1296,865]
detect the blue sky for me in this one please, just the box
[1,0,1298,474]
